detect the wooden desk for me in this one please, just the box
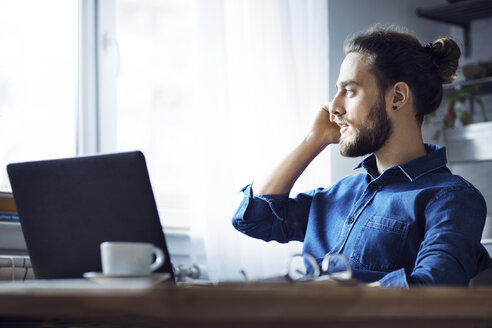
[0,280,491,327]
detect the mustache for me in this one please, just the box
[334,119,351,127]
[329,114,351,126]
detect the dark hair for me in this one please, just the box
[344,25,461,124]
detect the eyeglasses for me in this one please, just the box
[238,252,355,285]
[287,253,354,283]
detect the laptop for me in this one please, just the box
[7,151,175,283]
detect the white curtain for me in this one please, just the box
[190,0,330,282]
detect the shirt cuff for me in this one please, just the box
[232,184,254,230]
[378,268,410,288]
[237,183,290,220]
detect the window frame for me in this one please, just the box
[78,0,117,156]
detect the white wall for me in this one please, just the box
[447,17,492,239]
[326,0,450,182]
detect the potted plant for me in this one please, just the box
[425,85,488,141]
[425,83,492,163]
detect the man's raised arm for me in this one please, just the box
[254,105,340,196]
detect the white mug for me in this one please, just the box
[100,241,165,276]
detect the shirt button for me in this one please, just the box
[347,217,354,224]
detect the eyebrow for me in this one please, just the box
[336,80,359,90]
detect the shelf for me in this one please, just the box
[417,0,492,57]
[444,76,492,95]
[417,0,492,26]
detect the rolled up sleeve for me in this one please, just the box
[232,184,314,243]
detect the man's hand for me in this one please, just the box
[253,105,340,196]
[306,105,341,148]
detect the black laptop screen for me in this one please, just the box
[7,151,175,282]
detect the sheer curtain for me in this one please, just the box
[190,0,330,281]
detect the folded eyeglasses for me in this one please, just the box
[286,253,354,283]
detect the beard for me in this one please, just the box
[339,94,392,157]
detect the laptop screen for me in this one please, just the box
[7,151,175,282]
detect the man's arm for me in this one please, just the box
[254,105,340,196]
[411,187,489,285]
[232,105,341,243]
[378,187,490,288]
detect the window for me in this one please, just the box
[0,0,193,228]
[0,0,78,191]
[112,0,194,228]
[0,0,327,279]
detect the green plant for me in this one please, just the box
[424,85,488,140]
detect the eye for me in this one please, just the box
[345,89,355,96]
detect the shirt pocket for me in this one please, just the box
[350,216,409,272]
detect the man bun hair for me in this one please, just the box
[345,25,462,125]
[428,37,461,85]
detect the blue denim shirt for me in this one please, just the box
[232,144,490,287]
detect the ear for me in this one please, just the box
[390,82,410,111]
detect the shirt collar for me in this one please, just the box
[353,143,448,181]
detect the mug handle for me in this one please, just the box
[150,246,165,272]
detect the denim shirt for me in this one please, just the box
[232,144,490,287]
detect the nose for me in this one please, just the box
[329,94,345,119]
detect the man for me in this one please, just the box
[232,26,490,287]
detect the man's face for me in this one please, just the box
[330,53,392,157]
